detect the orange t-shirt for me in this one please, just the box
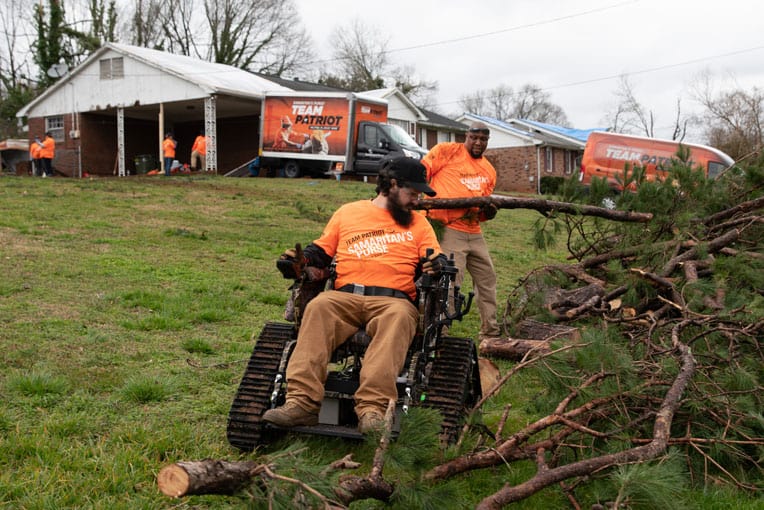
[162,138,176,158]
[38,136,55,159]
[314,200,441,300]
[421,142,496,234]
[30,143,41,159]
[191,135,207,155]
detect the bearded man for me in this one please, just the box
[263,157,446,434]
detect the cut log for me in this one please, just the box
[157,460,259,497]
[480,337,551,360]
[480,321,580,361]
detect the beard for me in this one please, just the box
[387,189,413,227]
[468,145,485,158]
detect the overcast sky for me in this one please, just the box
[293,0,764,142]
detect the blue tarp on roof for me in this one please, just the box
[466,113,534,138]
[518,118,604,143]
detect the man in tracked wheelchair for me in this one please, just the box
[263,157,447,434]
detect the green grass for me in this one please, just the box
[0,175,758,509]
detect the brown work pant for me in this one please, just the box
[191,151,206,171]
[440,227,501,338]
[285,290,418,419]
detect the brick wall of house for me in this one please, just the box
[484,146,539,194]
[28,114,82,176]
[484,145,581,194]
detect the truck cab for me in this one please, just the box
[353,122,427,175]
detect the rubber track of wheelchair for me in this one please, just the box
[226,322,476,451]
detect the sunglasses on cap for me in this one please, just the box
[469,127,490,135]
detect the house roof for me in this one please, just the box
[254,73,348,93]
[457,113,538,143]
[18,42,290,118]
[104,43,290,98]
[418,107,468,132]
[508,118,603,145]
[459,113,601,149]
[0,139,29,151]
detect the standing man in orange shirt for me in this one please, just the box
[421,121,502,342]
[38,132,56,177]
[29,138,42,176]
[190,130,207,172]
[262,157,446,434]
[162,132,177,176]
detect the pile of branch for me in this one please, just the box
[451,194,763,505]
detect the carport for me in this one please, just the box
[17,43,290,177]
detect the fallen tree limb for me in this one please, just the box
[475,338,696,509]
[660,228,739,277]
[701,195,764,226]
[412,195,653,222]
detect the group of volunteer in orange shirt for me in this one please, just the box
[30,132,55,177]
[160,131,207,175]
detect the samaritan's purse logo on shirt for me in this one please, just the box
[346,229,414,258]
[460,173,490,192]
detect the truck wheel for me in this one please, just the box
[283,161,301,178]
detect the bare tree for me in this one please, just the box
[321,18,389,91]
[0,0,37,137]
[158,0,200,58]
[123,0,165,49]
[604,75,691,141]
[511,84,569,125]
[459,83,569,126]
[691,72,764,160]
[391,64,438,110]
[0,0,34,89]
[202,0,312,75]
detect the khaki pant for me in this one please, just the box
[440,227,501,338]
[285,290,418,418]
[191,151,206,171]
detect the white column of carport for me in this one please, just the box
[117,107,126,176]
[159,103,165,171]
[204,96,217,173]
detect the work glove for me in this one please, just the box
[422,251,447,275]
[480,203,499,221]
[276,248,305,279]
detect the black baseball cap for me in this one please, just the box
[387,157,436,197]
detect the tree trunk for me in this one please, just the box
[157,460,259,497]
[480,337,551,360]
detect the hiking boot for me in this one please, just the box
[358,412,385,435]
[262,401,318,427]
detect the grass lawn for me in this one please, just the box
[0,175,757,509]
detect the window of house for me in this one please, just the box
[388,118,413,136]
[99,57,124,80]
[45,115,65,142]
[545,147,554,173]
[565,151,574,174]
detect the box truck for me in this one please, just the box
[580,131,735,191]
[259,91,427,178]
